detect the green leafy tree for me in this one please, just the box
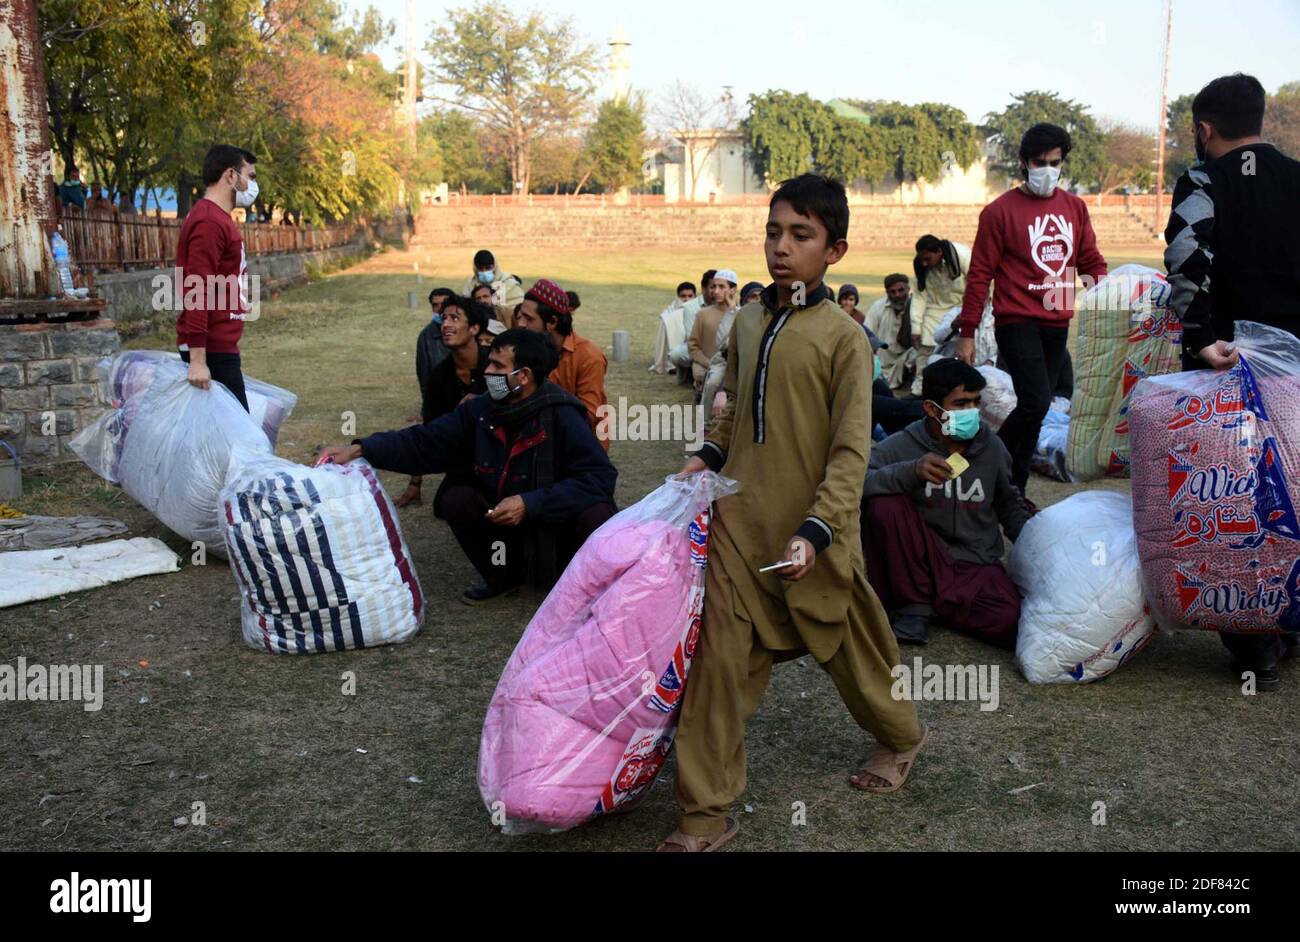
[820,118,889,190]
[740,91,837,183]
[845,99,980,182]
[407,123,446,195]
[421,110,496,192]
[984,90,1106,189]
[428,2,599,194]
[1164,93,1196,184]
[41,0,251,211]
[584,96,647,192]
[41,0,405,222]
[532,134,588,193]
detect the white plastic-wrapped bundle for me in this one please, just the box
[70,351,297,484]
[977,366,1017,432]
[1008,491,1157,683]
[69,351,293,557]
[220,453,424,653]
[931,301,998,366]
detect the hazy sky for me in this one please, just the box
[353,0,1300,130]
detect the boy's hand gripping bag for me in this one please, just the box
[1129,322,1300,633]
[219,452,424,653]
[478,470,739,834]
[1008,490,1157,683]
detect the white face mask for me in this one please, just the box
[1025,165,1060,197]
[233,173,259,209]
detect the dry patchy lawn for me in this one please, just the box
[3,242,1296,852]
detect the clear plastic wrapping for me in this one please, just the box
[69,351,298,557]
[1008,490,1156,683]
[1129,321,1300,633]
[930,301,997,366]
[478,470,739,834]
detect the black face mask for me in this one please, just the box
[1194,126,1207,163]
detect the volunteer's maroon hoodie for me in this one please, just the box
[175,197,248,354]
[958,186,1107,337]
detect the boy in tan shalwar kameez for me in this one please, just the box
[658,174,928,853]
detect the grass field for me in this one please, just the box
[4,240,1297,853]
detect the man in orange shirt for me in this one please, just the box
[514,278,610,451]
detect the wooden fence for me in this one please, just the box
[58,206,358,273]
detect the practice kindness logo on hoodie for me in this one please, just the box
[1027,213,1075,281]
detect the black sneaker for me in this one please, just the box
[460,581,519,606]
[891,612,930,645]
[1015,487,1040,516]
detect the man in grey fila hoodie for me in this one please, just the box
[861,358,1032,647]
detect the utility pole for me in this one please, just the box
[1154,0,1174,233]
[403,0,418,153]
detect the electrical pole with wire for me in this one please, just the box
[1154,0,1174,233]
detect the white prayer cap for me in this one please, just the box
[714,268,738,285]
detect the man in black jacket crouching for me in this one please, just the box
[319,329,618,604]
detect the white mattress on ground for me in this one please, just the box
[0,538,180,608]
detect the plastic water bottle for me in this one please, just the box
[50,230,76,296]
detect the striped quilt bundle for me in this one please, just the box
[220,454,424,654]
[1067,265,1183,481]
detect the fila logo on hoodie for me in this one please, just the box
[924,477,986,503]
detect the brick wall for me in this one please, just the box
[416,202,1163,250]
[0,319,120,466]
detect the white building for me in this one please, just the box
[648,130,766,203]
[647,105,1002,205]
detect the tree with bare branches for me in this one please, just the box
[654,81,737,202]
[1097,119,1157,196]
[427,2,598,196]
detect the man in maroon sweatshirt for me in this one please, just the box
[956,123,1107,494]
[176,144,258,411]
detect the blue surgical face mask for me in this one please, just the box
[430,311,443,325]
[929,401,980,440]
[477,270,495,284]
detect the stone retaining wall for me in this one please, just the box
[0,318,120,466]
[417,202,1163,250]
[95,238,371,334]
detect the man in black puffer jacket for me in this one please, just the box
[319,329,617,604]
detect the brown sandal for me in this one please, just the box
[655,816,740,852]
[849,722,929,793]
